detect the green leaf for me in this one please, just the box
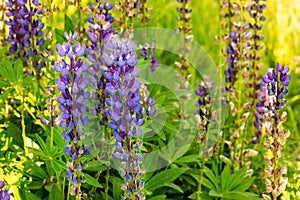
[204,166,220,192]
[145,167,188,192]
[27,181,44,190]
[36,135,48,154]
[83,173,103,188]
[55,28,65,44]
[176,154,199,163]
[24,191,41,200]
[0,61,13,81]
[221,165,231,192]
[0,79,10,87]
[222,191,260,200]
[51,159,67,173]
[64,14,74,32]
[14,59,23,83]
[234,177,255,192]
[24,160,49,180]
[111,176,122,200]
[48,183,63,200]
[208,190,221,197]
[148,195,166,200]
[163,183,184,193]
[6,123,23,148]
[202,177,216,191]
[84,160,108,172]
[226,167,247,191]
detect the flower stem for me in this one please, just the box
[21,88,28,156]
[197,157,206,200]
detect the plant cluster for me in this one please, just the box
[0,0,298,200]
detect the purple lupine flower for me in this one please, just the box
[102,36,155,199]
[86,1,115,125]
[0,181,10,200]
[5,0,45,65]
[195,75,213,144]
[253,63,290,143]
[224,32,239,86]
[87,1,114,50]
[139,42,160,72]
[54,31,90,198]
[259,63,290,197]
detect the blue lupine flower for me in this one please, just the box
[102,36,155,199]
[54,31,90,197]
[253,63,290,143]
[139,42,160,72]
[5,0,44,63]
[86,1,115,125]
[261,63,290,197]
[224,32,239,85]
[195,75,213,144]
[0,181,10,200]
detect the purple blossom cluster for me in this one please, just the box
[87,1,115,125]
[54,32,90,197]
[253,63,290,143]
[195,75,213,143]
[0,181,10,200]
[256,64,290,197]
[224,32,239,86]
[101,37,155,199]
[140,42,160,72]
[248,0,267,35]
[5,0,44,59]
[87,1,114,50]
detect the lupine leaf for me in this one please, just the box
[220,165,231,192]
[83,173,103,188]
[64,14,74,32]
[163,183,184,193]
[145,167,188,192]
[204,166,220,192]
[148,195,166,200]
[84,160,108,172]
[233,177,255,192]
[226,167,247,191]
[48,183,62,200]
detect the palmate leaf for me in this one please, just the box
[148,195,166,200]
[64,14,74,32]
[204,166,220,192]
[220,165,231,192]
[82,172,103,188]
[47,183,63,200]
[144,167,188,193]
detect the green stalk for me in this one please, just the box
[77,0,81,41]
[21,89,28,156]
[197,156,207,200]
[67,181,71,200]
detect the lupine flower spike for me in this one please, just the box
[259,63,290,199]
[102,36,155,199]
[135,0,153,26]
[175,0,193,76]
[87,1,114,125]
[115,0,137,32]
[0,181,10,200]
[55,31,90,199]
[195,75,214,200]
[5,0,45,71]
[139,42,160,72]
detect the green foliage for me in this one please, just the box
[0,0,299,199]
